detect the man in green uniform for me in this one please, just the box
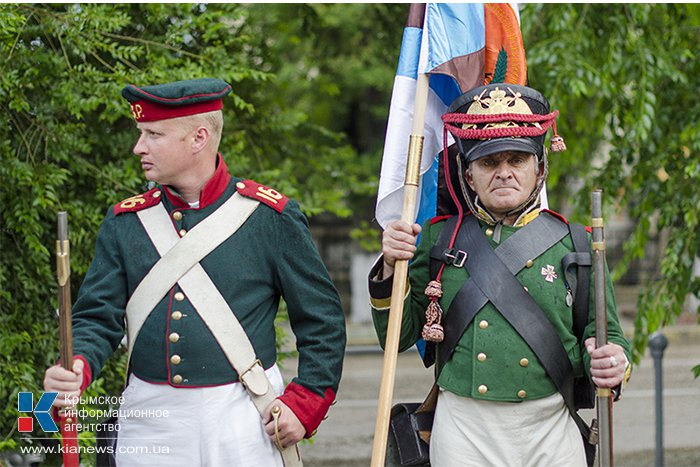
[370,83,630,466]
[44,78,346,466]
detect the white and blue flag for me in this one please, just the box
[376,3,526,229]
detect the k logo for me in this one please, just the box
[17,392,58,432]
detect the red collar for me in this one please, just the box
[163,154,231,209]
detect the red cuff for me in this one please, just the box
[74,355,92,394]
[51,356,91,424]
[55,355,92,395]
[277,382,335,438]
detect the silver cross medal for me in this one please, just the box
[541,264,558,283]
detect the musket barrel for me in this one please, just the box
[57,212,68,242]
[591,190,613,467]
[591,191,608,348]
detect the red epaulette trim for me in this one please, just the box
[541,208,569,225]
[235,179,288,213]
[430,215,452,225]
[542,209,592,232]
[113,188,163,215]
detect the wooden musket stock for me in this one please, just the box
[57,212,73,370]
[56,211,79,467]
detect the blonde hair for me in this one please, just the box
[175,110,224,150]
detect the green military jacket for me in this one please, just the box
[71,155,346,435]
[370,212,630,403]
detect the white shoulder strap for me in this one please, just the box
[126,192,259,352]
[126,193,302,466]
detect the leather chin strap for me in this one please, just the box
[456,150,548,226]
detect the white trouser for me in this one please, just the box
[430,388,586,467]
[116,365,285,467]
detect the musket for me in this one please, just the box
[56,212,79,467]
[591,190,613,467]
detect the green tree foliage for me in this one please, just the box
[521,4,699,372]
[2,2,699,456]
[0,3,403,453]
[241,3,405,213]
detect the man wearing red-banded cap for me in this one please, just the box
[44,78,346,466]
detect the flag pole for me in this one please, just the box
[370,67,431,467]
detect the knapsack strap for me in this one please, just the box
[563,223,596,411]
[495,213,570,273]
[565,223,592,341]
[458,215,575,406]
[424,213,569,369]
[428,216,596,465]
[429,216,461,281]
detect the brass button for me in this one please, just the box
[520,358,529,367]
[523,286,529,293]
[331,399,337,406]
[310,429,318,437]
[173,211,183,221]
[236,182,246,190]
[169,332,180,343]
[479,320,489,329]
[517,390,527,399]
[179,229,187,236]
[477,353,487,362]
[478,385,488,394]
[174,292,185,301]
[485,228,494,237]
[153,191,161,198]
[322,415,328,421]
[171,311,183,320]
[172,374,183,384]
[526,259,534,268]
[170,355,182,365]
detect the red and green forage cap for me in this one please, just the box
[121,78,232,122]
